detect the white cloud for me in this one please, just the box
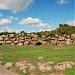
[0,13,3,17]
[19,17,51,29]
[19,17,42,25]
[0,0,33,13]
[0,19,11,27]
[58,0,68,4]
[7,16,19,20]
[66,20,75,26]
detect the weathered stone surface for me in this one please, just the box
[19,40,25,43]
[32,38,38,41]
[18,43,23,46]
[24,41,29,45]
[58,36,65,41]
[42,41,49,45]
[57,41,66,46]
[38,62,53,72]
[51,37,56,40]
[6,41,11,44]
[11,43,15,46]
[5,62,14,68]
[54,61,75,71]
[21,33,25,37]
[71,34,75,40]
[19,37,25,40]
[0,34,75,46]
[50,40,56,46]
[1,41,6,45]
[15,61,27,68]
[1,35,6,38]
[4,37,9,41]
[30,41,37,45]
[14,41,19,44]
[0,36,3,41]
[9,34,15,38]
[66,38,72,45]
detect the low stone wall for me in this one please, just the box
[42,34,75,46]
[0,33,38,46]
[0,33,75,46]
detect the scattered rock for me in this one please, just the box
[5,62,14,68]
[38,56,44,60]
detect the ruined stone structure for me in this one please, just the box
[42,34,75,46]
[0,33,75,46]
[0,33,38,46]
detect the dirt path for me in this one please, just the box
[0,63,19,75]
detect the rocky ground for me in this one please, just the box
[0,61,19,75]
[0,57,74,75]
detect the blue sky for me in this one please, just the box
[0,0,75,33]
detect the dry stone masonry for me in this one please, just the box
[42,34,75,46]
[0,33,75,46]
[0,33,38,46]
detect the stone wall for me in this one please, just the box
[0,33,38,46]
[42,34,75,46]
[0,33,75,46]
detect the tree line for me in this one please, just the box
[0,24,75,37]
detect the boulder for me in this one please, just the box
[32,35,38,38]
[71,34,75,40]
[18,43,23,46]
[19,40,25,43]
[57,41,66,46]
[50,37,56,40]
[24,41,29,45]
[0,41,2,45]
[32,38,38,41]
[19,37,25,40]
[0,36,3,41]
[18,34,21,37]
[42,41,49,45]
[6,41,11,44]
[50,40,56,46]
[1,35,6,38]
[42,36,46,38]
[38,56,44,61]
[1,41,6,45]
[54,63,66,70]
[15,60,27,68]
[66,35,70,38]
[27,34,31,37]
[58,36,65,41]
[9,34,15,38]
[11,43,15,46]
[5,62,14,68]
[30,41,37,45]
[14,41,19,44]
[66,38,72,45]
[38,62,53,72]
[16,38,20,41]
[25,39,32,42]
[4,38,9,41]
[21,33,25,37]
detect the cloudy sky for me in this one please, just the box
[0,0,74,33]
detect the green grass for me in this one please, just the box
[0,45,75,75]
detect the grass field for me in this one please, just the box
[0,45,75,75]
